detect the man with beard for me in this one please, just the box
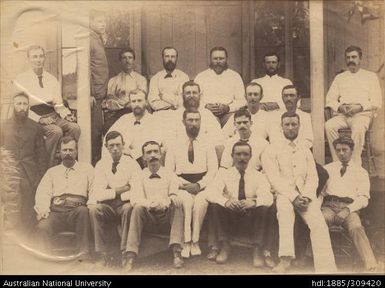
[103,48,147,133]
[88,131,141,268]
[124,141,184,271]
[262,112,336,273]
[325,46,382,165]
[148,47,189,112]
[90,9,109,166]
[34,136,93,257]
[205,141,273,267]
[195,47,246,127]
[268,85,313,149]
[13,45,80,167]
[104,89,166,168]
[251,52,292,111]
[165,109,218,258]
[1,92,48,235]
[222,82,270,140]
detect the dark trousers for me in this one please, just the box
[208,204,269,248]
[103,108,131,135]
[91,100,104,166]
[89,202,133,253]
[19,176,38,235]
[126,204,184,255]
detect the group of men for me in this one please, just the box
[1,10,382,274]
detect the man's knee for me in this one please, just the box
[325,118,338,132]
[73,206,89,218]
[45,125,63,139]
[88,204,106,219]
[67,122,81,139]
[35,219,54,235]
[121,203,133,217]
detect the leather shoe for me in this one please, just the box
[121,257,134,272]
[272,256,292,273]
[253,247,264,268]
[173,251,184,269]
[207,248,219,261]
[216,242,231,264]
[264,255,276,269]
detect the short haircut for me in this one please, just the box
[333,136,355,150]
[183,108,200,120]
[105,131,124,144]
[27,45,45,58]
[281,111,300,123]
[162,46,178,57]
[246,82,264,97]
[231,141,252,157]
[13,92,29,102]
[345,45,362,58]
[182,80,200,94]
[142,140,161,155]
[234,108,251,122]
[210,46,228,58]
[281,84,298,97]
[89,9,106,21]
[119,47,136,60]
[263,51,280,62]
[129,88,147,99]
[59,135,78,149]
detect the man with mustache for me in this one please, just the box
[262,112,336,273]
[165,109,218,258]
[88,131,141,268]
[1,92,48,235]
[148,47,189,113]
[13,45,80,168]
[325,45,382,165]
[124,141,184,271]
[251,52,293,111]
[103,48,148,133]
[34,136,93,258]
[195,47,246,127]
[205,141,273,267]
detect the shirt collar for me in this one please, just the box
[145,166,165,178]
[284,137,299,147]
[121,70,136,78]
[264,74,279,79]
[162,69,177,78]
[61,161,78,171]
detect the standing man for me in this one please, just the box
[148,47,189,113]
[251,52,292,111]
[262,112,336,273]
[90,9,109,166]
[195,47,245,127]
[322,136,377,271]
[104,48,147,133]
[325,45,382,165]
[1,93,48,235]
[88,131,141,267]
[13,45,80,167]
[34,136,94,257]
[166,109,218,258]
[124,141,184,271]
[206,141,273,267]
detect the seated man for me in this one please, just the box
[325,45,382,165]
[166,109,218,258]
[88,131,141,267]
[34,136,93,257]
[220,109,269,171]
[322,136,377,271]
[124,141,184,271]
[206,141,273,267]
[103,48,148,133]
[13,45,80,167]
[262,112,336,273]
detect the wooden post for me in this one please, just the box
[309,0,325,164]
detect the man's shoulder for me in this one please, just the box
[133,71,147,81]
[174,69,189,78]
[77,162,95,172]
[195,68,211,79]
[225,68,241,77]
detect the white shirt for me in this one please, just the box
[165,132,218,189]
[148,69,189,111]
[207,166,273,208]
[104,112,167,160]
[252,74,292,109]
[35,161,94,215]
[13,69,71,121]
[323,161,370,213]
[326,68,382,112]
[262,139,318,202]
[130,166,179,208]
[220,133,269,171]
[267,109,314,149]
[195,68,246,112]
[89,154,142,204]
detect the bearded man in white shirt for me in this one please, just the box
[325,46,382,165]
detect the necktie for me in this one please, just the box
[112,161,119,174]
[134,120,140,125]
[340,163,348,177]
[188,139,194,163]
[238,170,246,200]
[149,174,161,179]
[164,73,173,79]
[38,75,44,88]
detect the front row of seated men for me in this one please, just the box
[32,106,378,272]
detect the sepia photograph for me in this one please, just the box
[0,0,384,278]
